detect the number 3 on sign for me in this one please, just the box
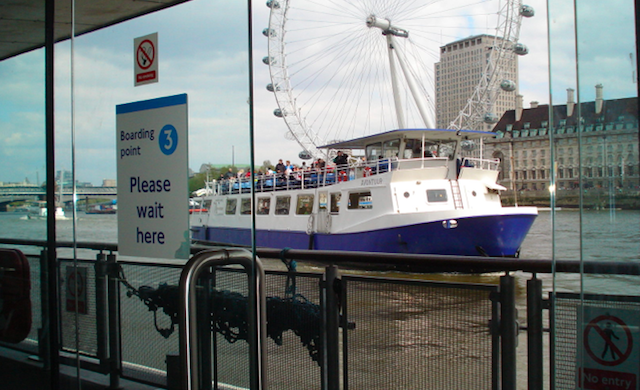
[159,124,178,155]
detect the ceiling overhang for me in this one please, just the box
[0,0,190,61]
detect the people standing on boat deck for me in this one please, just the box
[275,159,286,175]
[224,168,235,179]
[333,151,348,168]
[316,158,326,171]
[333,151,349,181]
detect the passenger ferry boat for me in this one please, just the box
[190,129,538,257]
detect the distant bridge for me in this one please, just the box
[0,186,117,197]
[0,186,117,210]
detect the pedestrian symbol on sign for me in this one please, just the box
[577,305,639,390]
[584,314,633,367]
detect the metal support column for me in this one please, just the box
[527,275,543,390]
[322,265,341,390]
[45,0,60,388]
[500,274,517,390]
[106,254,122,389]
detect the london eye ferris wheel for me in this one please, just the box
[263,0,535,160]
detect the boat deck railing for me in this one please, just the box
[209,156,499,196]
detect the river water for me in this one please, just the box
[1,208,637,275]
[1,208,639,297]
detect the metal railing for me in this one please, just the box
[198,155,485,196]
[178,248,266,390]
[1,238,639,390]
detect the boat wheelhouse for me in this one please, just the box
[190,129,537,257]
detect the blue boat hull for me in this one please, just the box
[191,213,536,257]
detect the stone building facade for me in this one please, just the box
[485,91,639,193]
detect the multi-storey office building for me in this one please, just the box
[435,34,519,131]
[485,90,639,192]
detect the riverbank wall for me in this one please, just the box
[501,189,640,209]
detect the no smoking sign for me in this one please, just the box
[134,33,158,86]
[578,306,640,390]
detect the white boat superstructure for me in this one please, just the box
[191,129,537,256]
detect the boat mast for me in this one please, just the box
[367,15,435,129]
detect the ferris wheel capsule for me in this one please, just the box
[520,5,535,17]
[266,83,280,92]
[266,0,280,9]
[500,80,517,92]
[262,28,275,37]
[262,56,274,65]
[484,113,499,124]
[513,43,529,55]
[298,150,313,160]
[274,108,286,117]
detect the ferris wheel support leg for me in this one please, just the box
[386,35,406,129]
[389,35,436,129]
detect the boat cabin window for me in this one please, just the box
[366,142,382,161]
[348,191,372,209]
[296,194,314,215]
[318,192,328,211]
[427,189,448,203]
[240,198,252,215]
[330,193,341,213]
[383,139,400,158]
[225,198,237,215]
[275,196,291,215]
[437,141,457,160]
[404,139,438,158]
[366,139,400,161]
[404,139,421,158]
[257,197,270,215]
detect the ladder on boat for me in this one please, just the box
[450,180,463,209]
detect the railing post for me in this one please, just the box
[94,253,109,367]
[321,265,341,390]
[38,249,50,369]
[179,249,266,390]
[500,273,517,390]
[106,253,122,389]
[527,274,543,390]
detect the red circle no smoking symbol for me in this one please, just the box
[136,39,155,70]
[584,314,633,366]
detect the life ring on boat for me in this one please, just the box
[0,249,32,343]
[338,170,348,182]
[363,167,372,177]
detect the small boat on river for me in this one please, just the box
[24,200,67,220]
[190,129,538,257]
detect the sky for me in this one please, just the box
[0,0,637,186]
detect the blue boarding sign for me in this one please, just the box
[116,94,189,261]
